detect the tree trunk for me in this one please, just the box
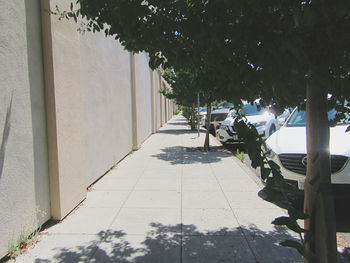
[203,103,211,152]
[190,104,196,130]
[304,81,337,262]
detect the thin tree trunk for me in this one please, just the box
[203,103,211,152]
[304,81,337,262]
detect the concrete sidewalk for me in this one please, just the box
[16,115,302,262]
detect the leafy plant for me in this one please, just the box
[181,106,197,131]
[161,70,215,151]
[235,149,245,163]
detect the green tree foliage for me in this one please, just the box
[180,106,197,131]
[159,70,199,130]
[160,69,214,150]
[160,70,201,107]
[66,0,350,104]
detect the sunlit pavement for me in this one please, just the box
[15,115,310,262]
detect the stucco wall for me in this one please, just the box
[162,93,166,126]
[169,100,173,120]
[135,53,153,144]
[0,2,174,258]
[80,32,133,186]
[0,0,50,256]
[165,98,169,121]
[41,0,87,220]
[155,73,162,129]
[166,99,171,120]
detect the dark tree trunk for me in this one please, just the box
[203,103,211,152]
[190,104,196,130]
[304,81,337,262]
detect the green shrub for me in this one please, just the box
[181,106,198,130]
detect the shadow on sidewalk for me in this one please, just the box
[165,121,190,126]
[151,146,232,165]
[34,223,304,263]
[155,129,198,135]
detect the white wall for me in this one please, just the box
[0,3,174,257]
[80,32,133,186]
[162,93,166,126]
[135,53,153,144]
[0,0,50,257]
[155,73,162,129]
[41,0,87,220]
[169,100,173,120]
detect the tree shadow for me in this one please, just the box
[166,122,190,126]
[155,128,207,135]
[151,146,232,165]
[155,129,198,135]
[34,223,307,263]
[25,0,51,224]
[0,94,12,181]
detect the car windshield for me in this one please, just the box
[217,101,234,109]
[231,104,267,116]
[287,108,350,127]
[229,104,267,117]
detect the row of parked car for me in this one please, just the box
[201,102,350,192]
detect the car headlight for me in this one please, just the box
[253,121,267,127]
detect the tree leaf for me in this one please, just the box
[260,166,271,180]
[280,240,305,256]
[272,216,306,233]
[268,160,280,171]
[288,207,309,220]
[272,216,292,225]
[261,186,281,203]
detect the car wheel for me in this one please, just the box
[269,125,276,136]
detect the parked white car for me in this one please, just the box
[265,107,350,190]
[217,103,280,145]
[203,102,234,134]
[277,108,292,126]
[198,107,207,126]
[206,108,232,133]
